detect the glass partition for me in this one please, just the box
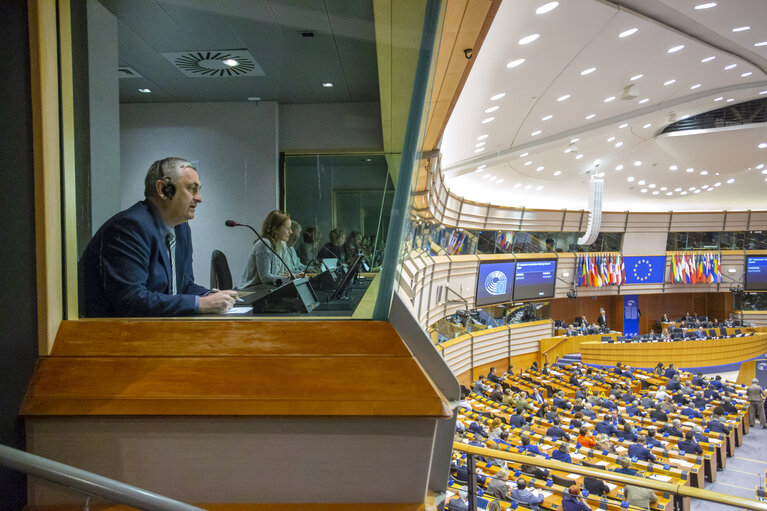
[667,231,767,250]
[431,301,552,343]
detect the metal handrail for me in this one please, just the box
[0,444,205,511]
[453,442,767,511]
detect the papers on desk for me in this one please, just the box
[616,446,628,453]
[583,381,593,386]
[540,444,553,450]
[593,461,609,467]
[683,421,696,427]
[636,374,650,379]
[567,473,581,479]
[648,474,672,482]
[571,452,585,459]
[606,483,617,491]
[225,306,252,313]
[675,460,694,468]
[538,490,554,499]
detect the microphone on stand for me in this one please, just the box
[225,219,295,280]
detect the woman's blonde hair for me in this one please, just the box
[261,210,291,248]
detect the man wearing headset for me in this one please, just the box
[81,157,237,316]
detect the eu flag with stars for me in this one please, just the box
[623,256,666,284]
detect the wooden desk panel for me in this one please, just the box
[581,334,767,368]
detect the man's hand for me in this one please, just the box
[199,290,238,313]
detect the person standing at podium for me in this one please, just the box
[80,157,237,316]
[238,210,305,289]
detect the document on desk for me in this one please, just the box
[567,473,581,479]
[636,374,649,379]
[225,306,253,314]
[571,452,585,459]
[648,474,672,482]
[675,460,694,468]
[606,483,617,491]
[616,446,628,453]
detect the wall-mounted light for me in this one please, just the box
[727,268,737,273]
[562,272,570,277]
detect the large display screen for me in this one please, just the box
[475,260,516,307]
[513,259,557,301]
[745,256,767,291]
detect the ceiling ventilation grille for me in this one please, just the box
[662,97,767,134]
[118,66,142,78]
[161,49,265,78]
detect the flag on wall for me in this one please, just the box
[576,253,624,287]
[667,251,721,284]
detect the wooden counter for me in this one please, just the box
[581,333,767,369]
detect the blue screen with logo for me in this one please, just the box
[745,256,767,291]
[475,260,516,307]
[513,259,557,301]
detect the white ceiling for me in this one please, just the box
[440,0,767,212]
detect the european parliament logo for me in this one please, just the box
[624,256,666,284]
[485,271,507,295]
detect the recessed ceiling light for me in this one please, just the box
[553,170,562,176]
[507,58,526,68]
[486,106,500,114]
[322,82,334,87]
[648,183,656,188]
[520,152,529,157]
[483,174,491,179]
[497,179,504,184]
[488,176,497,182]
[586,114,596,119]
[604,96,616,103]
[619,28,638,38]
[477,134,488,140]
[557,94,571,101]
[759,143,767,149]
[643,123,652,128]
[138,88,151,93]
[619,123,628,129]
[714,97,724,101]
[694,3,716,9]
[742,72,753,78]
[700,170,708,175]
[638,179,646,185]
[542,115,553,121]
[724,63,737,70]
[727,178,735,183]
[536,2,559,14]
[758,164,765,170]
[690,83,702,89]
[607,136,615,142]
[670,165,678,170]
[701,185,709,189]
[616,164,624,171]
[531,130,542,136]
[490,93,506,101]
[681,191,688,195]
[536,166,544,171]
[575,154,584,159]
[570,138,580,143]
[514,183,522,189]
[726,98,734,102]
[660,186,667,191]
[732,26,750,32]
[675,187,682,192]
[482,117,495,124]
[664,79,676,86]
[689,186,696,191]
[652,191,660,195]
[638,98,649,104]
[640,188,648,193]
[701,56,716,63]
[694,190,701,194]
[686,167,695,173]
[476,165,486,171]
[536,185,544,191]
[581,67,596,76]
[525,184,532,190]
[222,59,239,67]
[475,142,486,147]
[519,34,540,45]
[627,176,635,182]
[524,161,533,166]
[756,42,767,47]
[666,191,673,196]
[615,142,624,148]
[474,148,484,153]
[634,161,642,166]
[668,45,685,53]
[593,159,602,166]
[630,74,644,81]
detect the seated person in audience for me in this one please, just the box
[628,435,657,462]
[691,391,707,409]
[626,400,646,417]
[622,365,635,380]
[654,385,671,401]
[577,426,598,448]
[446,489,469,511]
[650,404,669,422]
[296,226,321,268]
[621,422,637,442]
[530,361,540,372]
[541,362,551,375]
[661,313,670,323]
[488,418,504,439]
[534,403,551,420]
[501,387,515,405]
[595,433,616,453]
[509,410,527,428]
[694,326,707,339]
[570,411,585,429]
[613,456,638,476]
[519,434,542,455]
[580,402,597,419]
[468,421,488,439]
[319,227,347,264]
[284,220,305,275]
[530,385,545,404]
[659,328,671,341]
[667,374,682,392]
[681,404,704,419]
[572,398,586,413]
[510,478,545,509]
[720,397,739,414]
[520,463,550,481]
[661,418,684,437]
[547,418,570,441]
[486,468,511,500]
[595,414,619,436]
[672,389,690,405]
[653,362,665,376]
[691,372,706,387]
[692,425,708,443]
[660,398,676,414]
[515,391,535,414]
[489,386,504,403]
[610,409,626,426]
[663,364,679,379]
[645,429,661,449]
[553,391,572,410]
[586,366,605,383]
[562,485,593,511]
[640,394,655,408]
[612,362,624,375]
[707,413,731,434]
[342,230,362,264]
[712,404,726,417]
[552,441,572,463]
[574,386,586,400]
[704,384,721,401]
[569,372,580,386]
[238,210,306,289]
[487,366,503,384]
[677,430,703,455]
[583,472,610,497]
[626,481,659,511]
[473,376,490,394]
[566,323,580,336]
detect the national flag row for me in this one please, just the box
[668,251,721,284]
[577,253,626,287]
[495,231,514,252]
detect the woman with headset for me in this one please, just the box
[238,210,304,289]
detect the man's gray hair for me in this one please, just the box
[754,378,760,384]
[144,157,195,198]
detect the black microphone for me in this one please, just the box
[225,219,295,281]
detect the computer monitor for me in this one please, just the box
[745,256,767,291]
[512,259,557,301]
[474,260,516,307]
[331,254,366,300]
